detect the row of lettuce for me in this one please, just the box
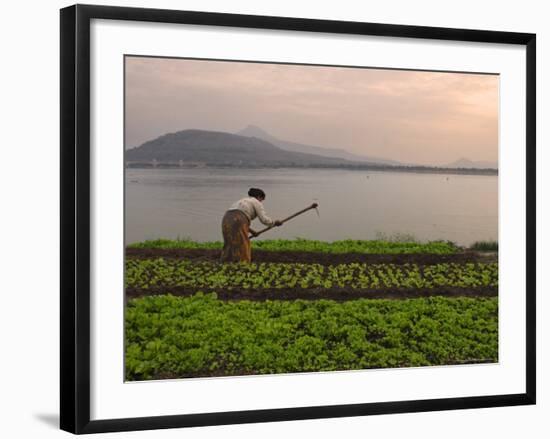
[128,238,464,254]
[126,259,498,291]
[125,294,498,380]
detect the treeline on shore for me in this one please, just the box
[125,161,498,176]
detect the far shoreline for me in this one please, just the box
[125,163,498,176]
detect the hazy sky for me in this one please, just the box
[125,56,498,166]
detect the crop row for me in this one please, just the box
[126,259,498,290]
[127,238,460,254]
[125,293,498,380]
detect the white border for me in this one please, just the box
[90,19,526,420]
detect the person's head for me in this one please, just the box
[248,188,266,202]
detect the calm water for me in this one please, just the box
[125,168,498,246]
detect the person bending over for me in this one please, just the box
[220,188,282,263]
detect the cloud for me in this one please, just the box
[125,56,498,165]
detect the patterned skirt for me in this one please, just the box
[220,210,251,263]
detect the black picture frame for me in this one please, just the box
[60,4,536,434]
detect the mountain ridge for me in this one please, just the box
[237,125,400,166]
[125,127,497,174]
[444,157,498,170]
[125,129,359,167]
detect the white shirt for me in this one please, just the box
[229,197,274,226]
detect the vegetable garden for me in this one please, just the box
[125,239,498,381]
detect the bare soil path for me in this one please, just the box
[126,247,497,265]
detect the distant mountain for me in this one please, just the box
[444,158,498,170]
[237,125,401,166]
[125,129,497,175]
[125,129,359,167]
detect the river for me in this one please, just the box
[125,167,498,246]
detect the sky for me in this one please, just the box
[125,56,499,166]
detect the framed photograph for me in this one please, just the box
[60,4,536,434]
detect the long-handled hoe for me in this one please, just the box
[249,202,319,239]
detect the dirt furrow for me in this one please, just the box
[126,248,497,265]
[126,285,498,301]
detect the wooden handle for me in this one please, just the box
[250,203,319,239]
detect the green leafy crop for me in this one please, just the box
[125,259,498,291]
[127,238,460,254]
[125,294,498,380]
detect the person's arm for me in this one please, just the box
[252,199,275,226]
